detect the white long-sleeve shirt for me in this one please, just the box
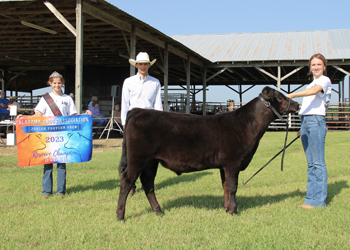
[121,74,163,125]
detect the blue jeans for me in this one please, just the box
[300,115,327,207]
[0,113,9,121]
[0,113,9,134]
[42,163,66,195]
[93,118,107,132]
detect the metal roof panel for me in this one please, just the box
[171,29,350,63]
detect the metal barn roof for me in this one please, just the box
[171,29,350,63]
[0,1,349,104]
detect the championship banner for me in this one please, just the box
[16,115,93,167]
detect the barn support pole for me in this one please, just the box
[163,43,169,112]
[348,76,350,102]
[15,78,18,98]
[333,66,350,102]
[202,67,207,115]
[192,85,196,111]
[0,69,5,94]
[186,55,191,114]
[341,80,344,102]
[75,0,83,113]
[44,1,81,101]
[256,67,278,83]
[277,66,281,91]
[130,26,136,76]
[44,1,77,36]
[239,85,243,105]
[256,66,304,93]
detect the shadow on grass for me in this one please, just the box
[327,180,349,204]
[131,181,347,217]
[161,189,305,212]
[156,171,213,190]
[68,179,120,193]
[68,171,211,194]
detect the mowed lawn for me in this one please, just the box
[1,131,349,249]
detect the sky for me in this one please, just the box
[108,0,349,103]
[26,0,349,103]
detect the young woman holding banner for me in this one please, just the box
[17,71,91,198]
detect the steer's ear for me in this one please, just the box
[261,86,273,101]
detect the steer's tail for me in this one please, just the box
[118,135,127,174]
[118,110,137,174]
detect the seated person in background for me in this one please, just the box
[88,101,107,132]
[215,107,223,114]
[112,104,123,130]
[8,96,21,121]
[88,96,106,118]
[228,100,234,111]
[88,96,97,110]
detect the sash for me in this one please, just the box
[43,94,63,116]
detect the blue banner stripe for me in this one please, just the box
[21,124,87,133]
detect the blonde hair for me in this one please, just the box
[308,53,327,76]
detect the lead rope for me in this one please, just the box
[281,121,289,171]
[280,98,291,171]
[242,136,299,186]
[258,95,291,171]
[243,96,295,185]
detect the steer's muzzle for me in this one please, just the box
[288,98,299,113]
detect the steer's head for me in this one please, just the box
[260,87,299,115]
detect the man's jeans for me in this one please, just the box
[300,115,327,207]
[0,113,9,134]
[93,118,107,132]
[42,163,66,195]
[0,113,9,121]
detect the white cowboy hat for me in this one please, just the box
[129,52,156,66]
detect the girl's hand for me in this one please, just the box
[85,110,92,116]
[16,114,23,120]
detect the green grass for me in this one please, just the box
[1,132,350,249]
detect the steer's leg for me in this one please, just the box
[116,165,142,221]
[140,160,162,216]
[220,168,230,211]
[224,168,240,214]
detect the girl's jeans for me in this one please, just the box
[300,115,327,207]
[42,163,66,195]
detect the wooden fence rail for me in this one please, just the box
[268,102,350,130]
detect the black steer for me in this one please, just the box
[116,86,299,220]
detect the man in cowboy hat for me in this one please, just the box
[121,52,162,126]
[121,52,163,195]
[9,96,20,109]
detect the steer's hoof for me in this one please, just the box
[116,214,125,222]
[227,210,239,216]
[155,211,164,217]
